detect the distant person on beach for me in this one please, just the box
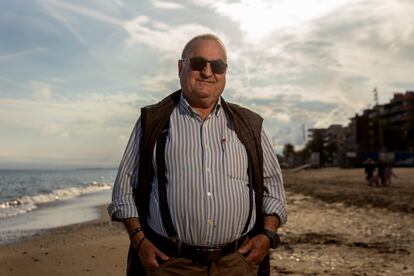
[384,162,396,186]
[108,34,287,276]
[364,159,376,186]
[377,159,387,187]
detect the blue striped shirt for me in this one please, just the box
[108,93,287,246]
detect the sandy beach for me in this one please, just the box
[1,168,413,275]
[0,205,129,276]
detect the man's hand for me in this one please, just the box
[238,234,270,264]
[238,214,279,264]
[132,235,170,269]
[123,218,169,269]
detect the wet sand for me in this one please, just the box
[1,168,413,275]
[0,206,129,276]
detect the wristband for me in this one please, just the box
[129,226,143,239]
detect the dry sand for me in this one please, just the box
[275,168,414,275]
[0,206,129,276]
[0,168,413,275]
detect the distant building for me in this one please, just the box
[346,90,414,166]
[308,128,326,167]
[346,108,379,152]
[381,91,414,151]
[308,128,326,150]
[308,125,345,166]
[324,125,346,166]
[307,90,414,167]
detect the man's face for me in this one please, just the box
[178,39,227,107]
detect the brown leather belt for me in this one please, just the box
[145,226,247,264]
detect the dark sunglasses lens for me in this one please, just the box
[189,58,207,71]
[189,58,227,74]
[210,60,227,74]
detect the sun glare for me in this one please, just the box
[215,0,352,41]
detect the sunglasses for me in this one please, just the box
[185,57,227,74]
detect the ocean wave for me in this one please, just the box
[0,181,112,219]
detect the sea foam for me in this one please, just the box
[0,181,112,219]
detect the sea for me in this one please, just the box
[0,168,117,245]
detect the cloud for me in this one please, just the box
[30,81,52,100]
[42,1,223,59]
[0,76,30,91]
[123,16,222,57]
[219,0,414,131]
[222,78,355,149]
[0,91,141,132]
[0,91,144,167]
[42,123,69,137]
[43,0,123,27]
[191,0,353,41]
[110,0,124,7]
[40,0,122,74]
[0,48,46,60]
[2,0,414,165]
[151,0,184,10]
[142,71,180,95]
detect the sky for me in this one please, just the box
[1,0,413,169]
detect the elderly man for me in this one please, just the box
[108,34,287,276]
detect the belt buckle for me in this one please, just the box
[196,247,222,263]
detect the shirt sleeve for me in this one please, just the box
[261,128,288,226]
[107,118,141,221]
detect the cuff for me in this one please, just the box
[262,197,288,226]
[107,202,139,221]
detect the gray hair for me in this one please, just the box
[181,33,227,60]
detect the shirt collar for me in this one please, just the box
[179,92,222,118]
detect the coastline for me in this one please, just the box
[0,190,113,245]
[0,204,130,276]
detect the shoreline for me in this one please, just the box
[0,190,112,246]
[2,204,111,246]
[0,204,130,276]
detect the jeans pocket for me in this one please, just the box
[236,251,254,266]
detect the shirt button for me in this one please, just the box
[207,219,213,225]
[207,192,212,196]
